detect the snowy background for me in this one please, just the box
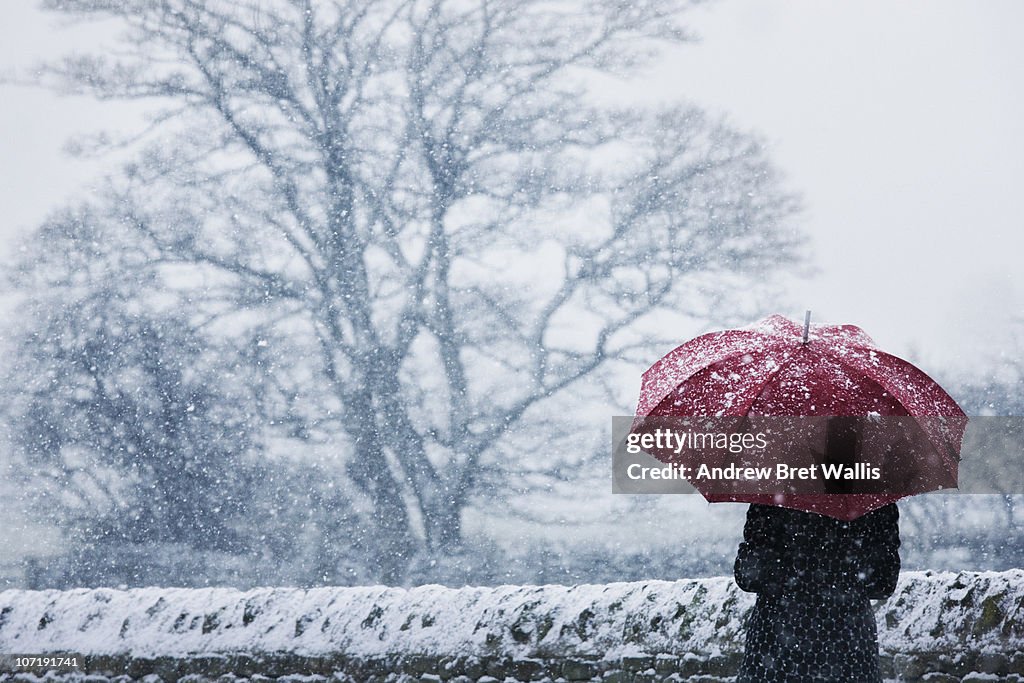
[0,0,1021,591]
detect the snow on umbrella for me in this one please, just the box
[628,313,968,520]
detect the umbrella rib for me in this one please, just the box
[813,346,965,478]
[815,346,966,417]
[735,351,804,416]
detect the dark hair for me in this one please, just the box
[824,416,861,494]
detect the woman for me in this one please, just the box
[733,501,901,682]
[734,415,901,682]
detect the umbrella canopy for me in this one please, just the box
[629,314,968,519]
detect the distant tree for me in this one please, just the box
[4,206,381,587]
[942,346,1024,532]
[892,346,1024,573]
[10,0,805,583]
[2,207,258,580]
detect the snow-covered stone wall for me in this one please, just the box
[0,570,1021,682]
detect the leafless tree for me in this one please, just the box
[13,0,805,583]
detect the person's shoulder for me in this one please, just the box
[873,502,899,518]
[745,503,788,525]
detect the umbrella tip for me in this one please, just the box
[803,310,811,344]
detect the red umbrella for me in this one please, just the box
[629,314,968,520]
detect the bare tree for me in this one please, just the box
[13,0,805,583]
[2,206,263,582]
[943,333,1024,532]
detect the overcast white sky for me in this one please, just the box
[1,0,1022,378]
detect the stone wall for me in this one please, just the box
[0,570,1020,682]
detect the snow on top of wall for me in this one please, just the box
[0,570,1020,660]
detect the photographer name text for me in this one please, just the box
[626,462,881,481]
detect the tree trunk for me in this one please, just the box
[426,497,464,552]
[343,384,417,584]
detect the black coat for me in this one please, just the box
[733,503,900,683]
